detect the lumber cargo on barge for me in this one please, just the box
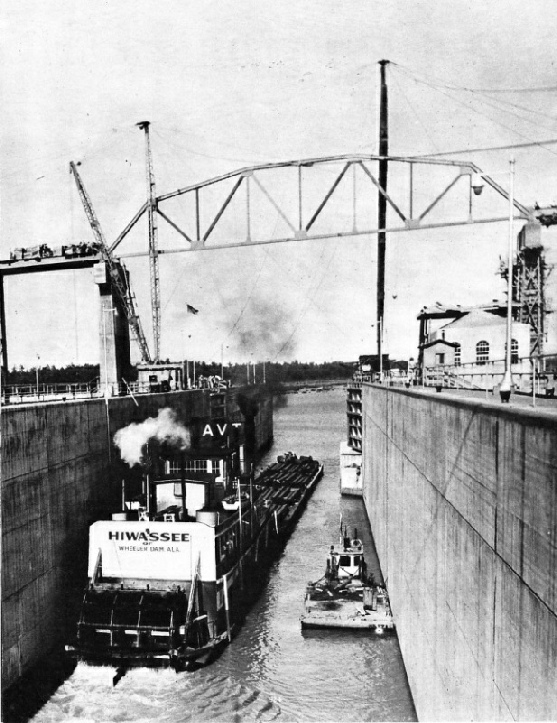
[66,452,323,670]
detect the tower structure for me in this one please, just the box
[515,222,550,358]
[138,121,161,362]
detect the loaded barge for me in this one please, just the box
[66,452,323,670]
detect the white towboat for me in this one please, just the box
[301,526,395,632]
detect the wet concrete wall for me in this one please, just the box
[362,386,557,721]
[1,387,272,692]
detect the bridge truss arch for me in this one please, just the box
[111,153,534,259]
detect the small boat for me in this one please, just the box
[300,525,395,632]
[221,490,250,511]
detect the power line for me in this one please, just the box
[391,62,557,95]
[412,138,557,158]
[391,68,442,155]
[394,67,557,158]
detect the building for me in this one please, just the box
[419,305,532,391]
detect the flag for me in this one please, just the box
[187,305,199,315]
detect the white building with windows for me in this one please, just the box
[420,309,531,390]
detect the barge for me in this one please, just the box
[66,451,323,670]
[301,525,394,632]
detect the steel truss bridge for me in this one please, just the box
[111,153,533,258]
[0,150,553,370]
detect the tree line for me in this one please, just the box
[4,360,355,387]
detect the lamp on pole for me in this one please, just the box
[500,159,515,403]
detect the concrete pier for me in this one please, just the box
[362,385,557,720]
[1,387,272,693]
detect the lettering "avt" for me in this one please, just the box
[202,422,242,437]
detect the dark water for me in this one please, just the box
[30,388,416,722]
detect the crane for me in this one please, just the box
[137,121,161,362]
[69,161,152,363]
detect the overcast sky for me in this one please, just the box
[2,0,557,367]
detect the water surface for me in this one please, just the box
[30,387,416,722]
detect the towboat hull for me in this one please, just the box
[68,454,323,670]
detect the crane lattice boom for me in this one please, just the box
[69,161,152,363]
[138,121,161,362]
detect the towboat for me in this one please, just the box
[66,452,323,670]
[300,526,395,632]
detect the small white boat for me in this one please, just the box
[301,526,395,632]
[222,491,250,511]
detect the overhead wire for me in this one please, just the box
[391,62,557,95]
[390,67,443,155]
[392,64,557,147]
[391,65,557,159]
[154,124,278,168]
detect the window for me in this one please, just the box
[166,459,209,475]
[505,339,519,365]
[476,341,490,365]
[436,353,445,365]
[454,343,461,367]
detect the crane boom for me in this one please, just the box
[138,121,161,362]
[69,161,152,363]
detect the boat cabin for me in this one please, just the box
[327,538,364,580]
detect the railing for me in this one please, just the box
[1,381,100,404]
[0,375,236,405]
[422,355,556,395]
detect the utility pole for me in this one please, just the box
[0,276,7,374]
[377,59,390,381]
[500,159,515,402]
[138,121,161,362]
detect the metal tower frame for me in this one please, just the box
[137,121,161,362]
[69,161,152,362]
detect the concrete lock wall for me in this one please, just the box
[362,385,557,721]
[1,387,272,693]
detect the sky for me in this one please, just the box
[2,0,557,367]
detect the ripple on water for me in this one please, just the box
[29,390,416,723]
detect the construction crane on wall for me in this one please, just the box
[69,161,152,363]
[137,121,161,362]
